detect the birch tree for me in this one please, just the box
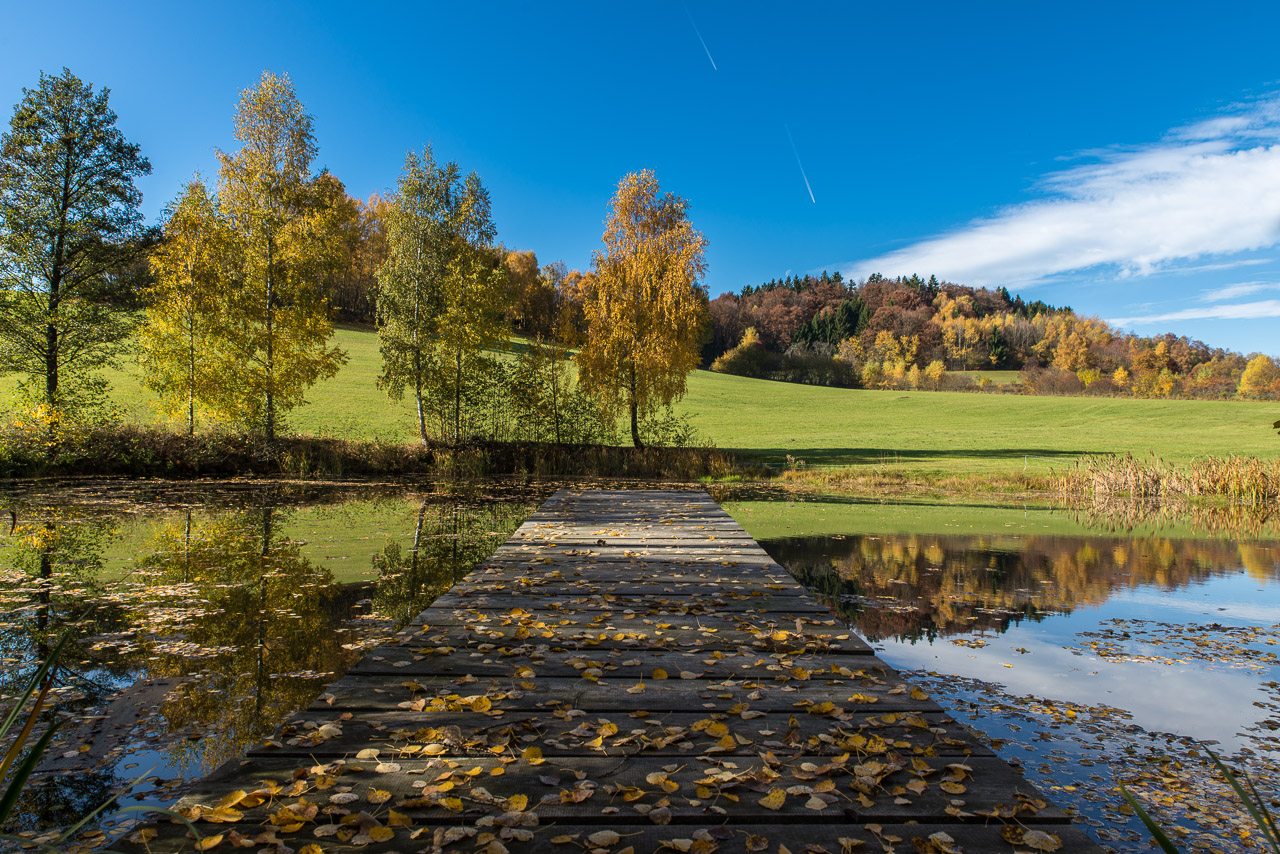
[211,71,345,440]
[578,170,708,447]
[376,147,505,442]
[139,178,227,434]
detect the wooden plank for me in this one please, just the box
[253,710,994,759]
[343,648,878,679]
[163,754,1069,823]
[134,821,1097,854]
[429,592,834,613]
[309,674,943,714]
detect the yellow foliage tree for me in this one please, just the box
[210,71,346,440]
[578,171,708,447]
[1239,354,1280,397]
[140,178,227,434]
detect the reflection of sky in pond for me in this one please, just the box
[754,517,1280,852]
[756,530,1280,749]
[878,572,1278,748]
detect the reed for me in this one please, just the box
[1053,453,1280,503]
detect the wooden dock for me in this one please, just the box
[132,489,1099,853]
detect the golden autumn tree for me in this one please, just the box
[210,71,346,441]
[376,147,505,442]
[139,177,227,434]
[578,171,708,447]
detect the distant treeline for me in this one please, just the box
[704,272,1280,400]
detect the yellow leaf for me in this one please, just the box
[522,746,545,765]
[507,794,528,812]
[758,788,786,810]
[215,790,248,810]
[387,810,412,826]
[367,789,392,804]
[652,668,668,680]
[195,835,224,851]
[368,826,395,842]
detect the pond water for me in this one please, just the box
[0,480,543,842]
[1,482,1276,854]
[724,493,1280,854]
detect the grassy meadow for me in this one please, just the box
[2,323,1275,478]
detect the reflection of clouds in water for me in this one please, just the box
[1107,575,1280,625]
[876,575,1278,748]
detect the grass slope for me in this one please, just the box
[678,369,1277,473]
[3,324,1275,474]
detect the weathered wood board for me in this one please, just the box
[120,488,1100,853]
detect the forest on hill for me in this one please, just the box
[702,272,1279,399]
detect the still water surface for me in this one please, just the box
[743,507,1280,853]
[0,483,1276,854]
[0,481,542,837]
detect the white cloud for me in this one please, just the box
[1200,281,1280,301]
[842,96,1280,287]
[1108,298,1280,326]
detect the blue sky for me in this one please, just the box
[3,1,1279,355]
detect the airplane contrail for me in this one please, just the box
[684,7,717,71]
[784,123,816,203]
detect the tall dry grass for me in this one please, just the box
[1053,454,1280,503]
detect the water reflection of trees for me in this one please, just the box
[133,502,365,777]
[0,510,133,832]
[371,500,534,624]
[767,534,1280,642]
[0,485,539,836]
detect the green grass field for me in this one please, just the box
[3,324,1275,476]
[718,494,1266,541]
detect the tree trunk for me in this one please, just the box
[550,349,562,444]
[414,239,427,444]
[454,349,462,444]
[416,380,427,444]
[188,325,196,436]
[265,234,276,443]
[629,364,642,448]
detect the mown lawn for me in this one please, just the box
[3,323,1275,475]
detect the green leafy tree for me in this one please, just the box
[211,71,345,440]
[376,147,506,442]
[578,170,708,447]
[0,68,152,426]
[139,178,228,434]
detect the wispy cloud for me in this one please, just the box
[1200,281,1280,301]
[684,7,717,71]
[1108,298,1280,326]
[842,95,1280,286]
[785,123,816,204]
